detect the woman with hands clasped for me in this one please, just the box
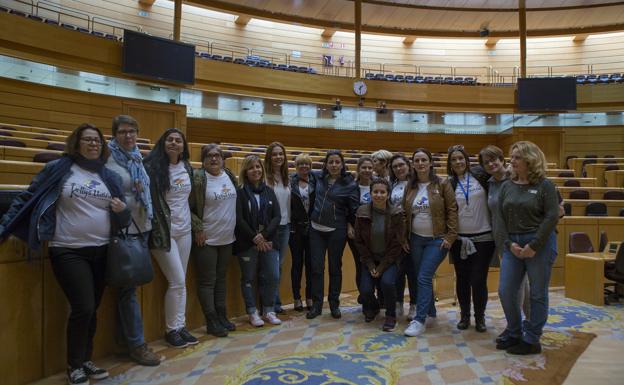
[402,148,458,337]
[494,141,559,355]
[354,178,406,332]
[234,155,282,327]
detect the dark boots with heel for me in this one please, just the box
[216,307,236,331]
[206,312,228,337]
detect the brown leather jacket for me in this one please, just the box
[354,203,406,274]
[402,177,458,245]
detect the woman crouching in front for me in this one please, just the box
[354,178,406,332]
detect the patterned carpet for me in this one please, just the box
[90,290,623,385]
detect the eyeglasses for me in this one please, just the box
[117,129,137,137]
[80,137,102,145]
[205,153,222,159]
[448,144,465,153]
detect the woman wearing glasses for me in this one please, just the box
[446,145,495,332]
[190,144,238,336]
[0,124,130,385]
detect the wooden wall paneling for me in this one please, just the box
[551,266,564,287]
[605,170,624,188]
[515,127,564,167]
[598,217,624,243]
[42,258,69,377]
[122,101,187,142]
[0,256,43,385]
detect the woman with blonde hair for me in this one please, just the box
[264,142,290,313]
[235,154,282,326]
[495,141,559,355]
[371,149,393,180]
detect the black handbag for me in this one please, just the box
[106,219,154,287]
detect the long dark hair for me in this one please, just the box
[408,147,439,188]
[356,156,374,184]
[388,153,411,185]
[143,128,190,194]
[322,150,349,180]
[264,141,289,187]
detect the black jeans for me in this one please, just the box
[193,243,232,317]
[289,228,312,301]
[309,227,347,309]
[450,239,496,318]
[395,251,417,304]
[49,245,107,369]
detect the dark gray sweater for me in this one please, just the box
[495,178,559,252]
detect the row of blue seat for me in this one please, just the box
[195,52,318,74]
[365,73,478,85]
[576,74,624,84]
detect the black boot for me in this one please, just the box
[474,315,487,333]
[456,314,470,330]
[306,303,322,319]
[216,307,236,331]
[206,312,228,337]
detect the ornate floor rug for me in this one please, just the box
[93,290,623,385]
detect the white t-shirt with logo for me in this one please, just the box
[390,180,408,207]
[455,174,492,234]
[359,184,371,205]
[298,183,310,212]
[202,171,237,245]
[411,182,434,237]
[50,164,112,248]
[166,162,192,238]
[270,176,291,225]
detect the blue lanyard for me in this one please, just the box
[457,173,470,205]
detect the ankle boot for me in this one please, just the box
[456,314,470,330]
[474,315,487,332]
[216,307,236,331]
[206,312,228,337]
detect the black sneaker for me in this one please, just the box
[507,340,542,355]
[178,328,199,345]
[330,306,341,319]
[165,330,188,349]
[67,367,88,385]
[496,337,521,350]
[382,316,397,332]
[474,316,487,333]
[456,315,470,330]
[82,361,109,380]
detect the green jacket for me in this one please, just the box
[147,161,194,251]
[189,167,238,239]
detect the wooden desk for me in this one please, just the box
[565,252,615,306]
[605,170,624,188]
[585,163,624,187]
[565,199,624,216]
[558,186,624,200]
[571,157,624,178]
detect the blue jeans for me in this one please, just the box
[117,286,145,349]
[273,224,290,309]
[238,246,280,315]
[309,227,348,309]
[361,264,398,317]
[498,232,557,345]
[396,251,417,305]
[410,234,448,323]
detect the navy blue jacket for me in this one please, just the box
[0,156,130,255]
[309,171,359,230]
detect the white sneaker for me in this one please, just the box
[249,311,264,327]
[396,302,404,318]
[407,304,417,321]
[263,311,282,325]
[404,320,426,337]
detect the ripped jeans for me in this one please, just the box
[237,245,280,315]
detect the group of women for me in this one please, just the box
[0,119,561,384]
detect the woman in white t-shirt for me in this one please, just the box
[144,129,196,349]
[389,153,417,320]
[347,156,374,304]
[264,142,291,313]
[446,145,496,333]
[190,144,238,337]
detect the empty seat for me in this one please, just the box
[433,76,443,84]
[423,76,434,83]
[443,77,454,84]
[610,73,623,83]
[46,143,65,151]
[60,22,77,30]
[558,171,575,177]
[605,165,620,171]
[365,73,375,80]
[569,189,590,199]
[77,27,89,33]
[563,179,581,187]
[222,56,233,62]
[29,15,43,22]
[454,76,464,84]
[33,152,62,163]
[597,74,611,84]
[414,76,425,84]
[0,126,16,131]
[603,190,624,200]
[463,77,476,85]
[222,151,232,159]
[44,19,58,26]
[405,75,414,82]
[211,55,223,61]
[32,136,50,141]
[0,139,26,148]
[563,202,572,216]
[576,75,587,84]
[233,58,245,65]
[569,232,594,253]
[0,131,12,136]
[10,10,28,17]
[586,74,598,84]
[199,52,211,59]
[384,74,395,81]
[585,202,608,216]
[599,231,609,253]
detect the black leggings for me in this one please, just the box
[450,239,496,318]
[49,245,108,369]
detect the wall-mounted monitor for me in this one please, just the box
[517,77,577,112]
[122,30,195,85]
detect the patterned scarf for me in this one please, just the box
[108,138,153,219]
